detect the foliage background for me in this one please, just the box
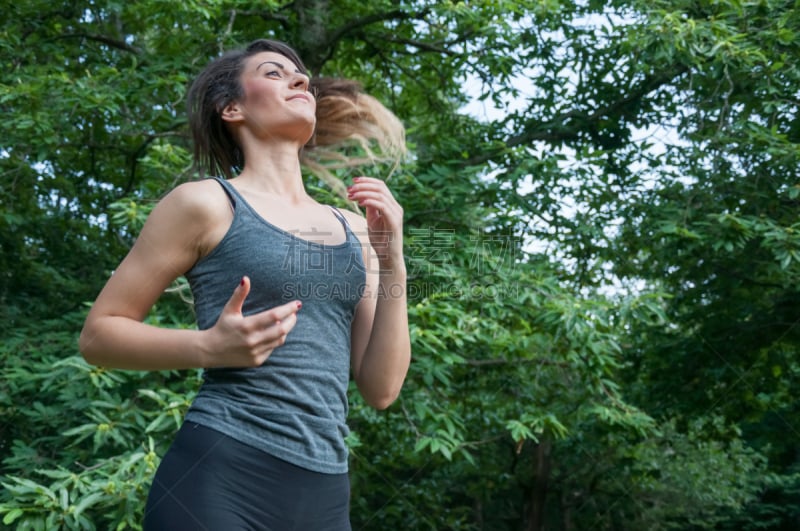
[1,0,798,529]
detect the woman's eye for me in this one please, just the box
[266,71,282,78]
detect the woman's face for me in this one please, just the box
[232,51,316,144]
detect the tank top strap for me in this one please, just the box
[210,177,239,209]
[328,206,354,235]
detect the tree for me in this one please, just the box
[1,0,797,529]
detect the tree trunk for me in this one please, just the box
[526,438,552,531]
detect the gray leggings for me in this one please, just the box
[143,423,351,531]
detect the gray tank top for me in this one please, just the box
[183,177,366,474]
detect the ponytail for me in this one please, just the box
[302,77,406,199]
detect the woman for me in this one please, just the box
[79,39,411,530]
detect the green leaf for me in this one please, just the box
[2,509,24,525]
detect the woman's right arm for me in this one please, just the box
[79,181,300,371]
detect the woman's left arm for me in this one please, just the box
[346,177,411,410]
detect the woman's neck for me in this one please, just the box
[235,139,308,201]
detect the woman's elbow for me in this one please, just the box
[365,386,403,411]
[78,324,102,366]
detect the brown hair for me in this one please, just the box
[187,40,406,192]
[302,77,406,197]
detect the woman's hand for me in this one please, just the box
[202,276,302,368]
[347,176,404,270]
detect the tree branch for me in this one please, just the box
[369,35,461,56]
[57,33,142,55]
[327,7,433,44]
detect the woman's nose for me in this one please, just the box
[292,74,309,91]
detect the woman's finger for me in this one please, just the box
[248,299,303,331]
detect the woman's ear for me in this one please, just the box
[220,102,244,123]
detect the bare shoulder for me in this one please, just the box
[338,207,368,237]
[144,179,232,257]
[162,179,228,216]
